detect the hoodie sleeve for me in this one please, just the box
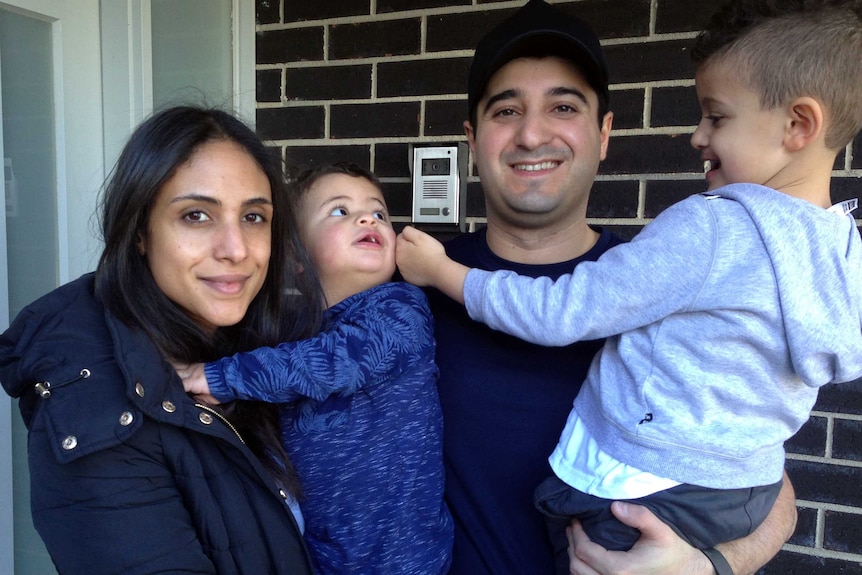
[205,283,435,403]
[464,196,717,346]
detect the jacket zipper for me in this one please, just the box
[194,403,246,445]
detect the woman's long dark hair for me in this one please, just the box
[95,106,323,494]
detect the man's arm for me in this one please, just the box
[568,472,796,575]
[717,471,796,575]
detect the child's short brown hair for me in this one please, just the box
[693,0,862,150]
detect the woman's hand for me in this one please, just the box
[173,362,220,405]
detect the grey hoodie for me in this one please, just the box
[464,183,862,489]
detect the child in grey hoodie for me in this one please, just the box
[396,0,862,571]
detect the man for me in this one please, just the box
[427,1,798,573]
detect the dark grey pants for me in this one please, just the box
[535,474,783,575]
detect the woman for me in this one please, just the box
[0,106,324,574]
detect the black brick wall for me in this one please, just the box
[254,1,862,571]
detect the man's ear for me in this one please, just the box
[464,120,476,153]
[784,96,824,152]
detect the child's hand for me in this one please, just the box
[396,225,469,305]
[396,225,448,286]
[173,362,221,405]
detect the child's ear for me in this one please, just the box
[784,96,824,152]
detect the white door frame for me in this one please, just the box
[102,0,256,172]
[1,2,255,572]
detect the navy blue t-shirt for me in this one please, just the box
[428,227,624,575]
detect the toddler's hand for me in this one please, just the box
[173,362,221,405]
[396,225,447,286]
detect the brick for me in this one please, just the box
[555,0,650,40]
[655,0,728,34]
[757,550,862,574]
[587,180,639,218]
[283,145,371,178]
[466,181,486,218]
[257,69,282,103]
[378,58,470,98]
[853,132,862,169]
[285,65,372,100]
[831,178,862,206]
[425,100,468,137]
[330,19,420,59]
[651,86,700,128]
[257,28,323,64]
[426,0,648,55]
[605,40,696,85]
[814,380,862,416]
[832,418,862,460]
[786,459,862,508]
[331,102,420,138]
[378,0,470,12]
[379,181,413,217]
[283,0,368,22]
[374,143,412,177]
[609,89,645,130]
[603,224,643,241]
[602,134,701,175]
[789,506,817,547]
[643,180,703,218]
[256,106,325,140]
[257,0,280,24]
[785,415,827,457]
[427,10,514,53]
[825,510,862,554]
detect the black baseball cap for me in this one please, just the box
[467,0,610,120]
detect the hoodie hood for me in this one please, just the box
[710,183,862,386]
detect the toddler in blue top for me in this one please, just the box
[179,163,452,575]
[396,0,862,572]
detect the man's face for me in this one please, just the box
[465,56,612,231]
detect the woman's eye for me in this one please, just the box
[183,211,210,223]
[243,213,266,224]
[328,207,348,217]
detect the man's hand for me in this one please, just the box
[567,501,713,575]
[173,362,220,405]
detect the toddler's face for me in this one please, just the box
[298,173,396,307]
[691,62,790,191]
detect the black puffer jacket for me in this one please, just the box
[0,274,314,575]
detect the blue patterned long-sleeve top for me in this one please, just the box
[204,281,452,575]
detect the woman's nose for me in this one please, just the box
[214,223,248,261]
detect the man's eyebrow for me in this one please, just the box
[549,86,588,105]
[482,88,520,115]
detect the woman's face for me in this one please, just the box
[139,139,273,332]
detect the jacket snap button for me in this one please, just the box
[118,412,134,426]
[61,435,78,450]
[198,412,213,425]
[135,382,145,397]
[279,489,287,500]
[162,400,176,413]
